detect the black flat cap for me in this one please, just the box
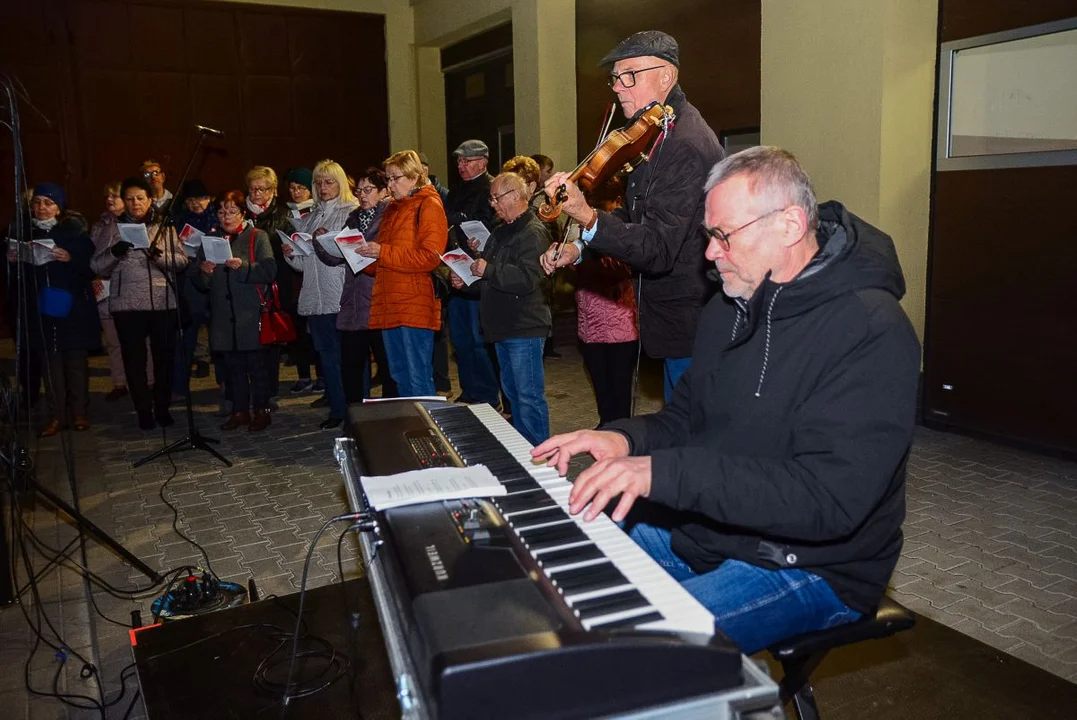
[599,30,679,68]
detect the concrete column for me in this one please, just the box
[761,0,937,340]
[416,46,447,179]
[512,0,578,169]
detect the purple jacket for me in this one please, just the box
[312,201,387,332]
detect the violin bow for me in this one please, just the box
[551,214,575,263]
[548,102,615,263]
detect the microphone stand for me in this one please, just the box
[133,128,231,468]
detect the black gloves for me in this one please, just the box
[111,240,133,258]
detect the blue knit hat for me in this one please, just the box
[33,182,66,210]
[285,168,313,191]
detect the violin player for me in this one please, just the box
[540,31,724,402]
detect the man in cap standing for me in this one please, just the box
[541,31,724,403]
[444,139,501,408]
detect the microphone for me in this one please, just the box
[195,124,225,138]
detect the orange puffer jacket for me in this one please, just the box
[367,184,446,331]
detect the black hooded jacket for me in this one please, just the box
[587,85,725,359]
[606,202,921,613]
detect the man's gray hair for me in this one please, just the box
[704,146,818,232]
[494,171,528,196]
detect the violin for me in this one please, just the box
[538,103,675,223]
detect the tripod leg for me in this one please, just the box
[29,482,163,583]
[192,435,232,467]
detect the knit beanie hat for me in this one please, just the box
[285,168,313,191]
[32,182,66,210]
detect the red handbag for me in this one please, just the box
[251,233,297,345]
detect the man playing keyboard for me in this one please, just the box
[532,147,921,654]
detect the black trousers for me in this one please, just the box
[432,302,452,393]
[263,344,281,399]
[45,349,89,425]
[581,340,639,425]
[290,314,321,381]
[226,349,269,413]
[340,329,372,405]
[113,310,177,417]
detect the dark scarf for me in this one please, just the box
[352,206,376,234]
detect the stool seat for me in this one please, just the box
[770,596,916,660]
[767,597,916,720]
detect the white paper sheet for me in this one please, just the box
[315,231,344,258]
[441,250,481,286]
[277,229,313,256]
[179,223,203,246]
[200,236,233,264]
[459,220,491,251]
[334,228,376,274]
[117,223,150,249]
[360,465,504,510]
[8,238,56,265]
[94,279,110,302]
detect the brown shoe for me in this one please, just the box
[73,416,91,431]
[248,409,272,432]
[220,411,251,431]
[39,419,62,438]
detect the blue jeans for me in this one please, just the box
[448,297,499,405]
[382,326,436,397]
[494,337,549,446]
[663,356,692,403]
[628,519,861,654]
[307,313,346,419]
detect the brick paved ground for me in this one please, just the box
[1,327,1075,718]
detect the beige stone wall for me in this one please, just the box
[761,0,938,342]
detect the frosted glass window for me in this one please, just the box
[938,19,1077,170]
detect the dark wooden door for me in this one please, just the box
[442,24,515,191]
[923,1,1077,453]
[0,0,389,218]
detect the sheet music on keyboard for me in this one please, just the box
[361,464,505,510]
[337,401,780,720]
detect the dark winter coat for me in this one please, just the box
[194,226,277,352]
[251,197,296,309]
[606,202,921,615]
[172,204,218,323]
[312,201,387,332]
[587,85,725,359]
[470,209,551,343]
[7,214,101,352]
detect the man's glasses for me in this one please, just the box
[607,65,666,89]
[143,170,162,178]
[456,157,484,165]
[702,208,785,251]
[489,189,516,206]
